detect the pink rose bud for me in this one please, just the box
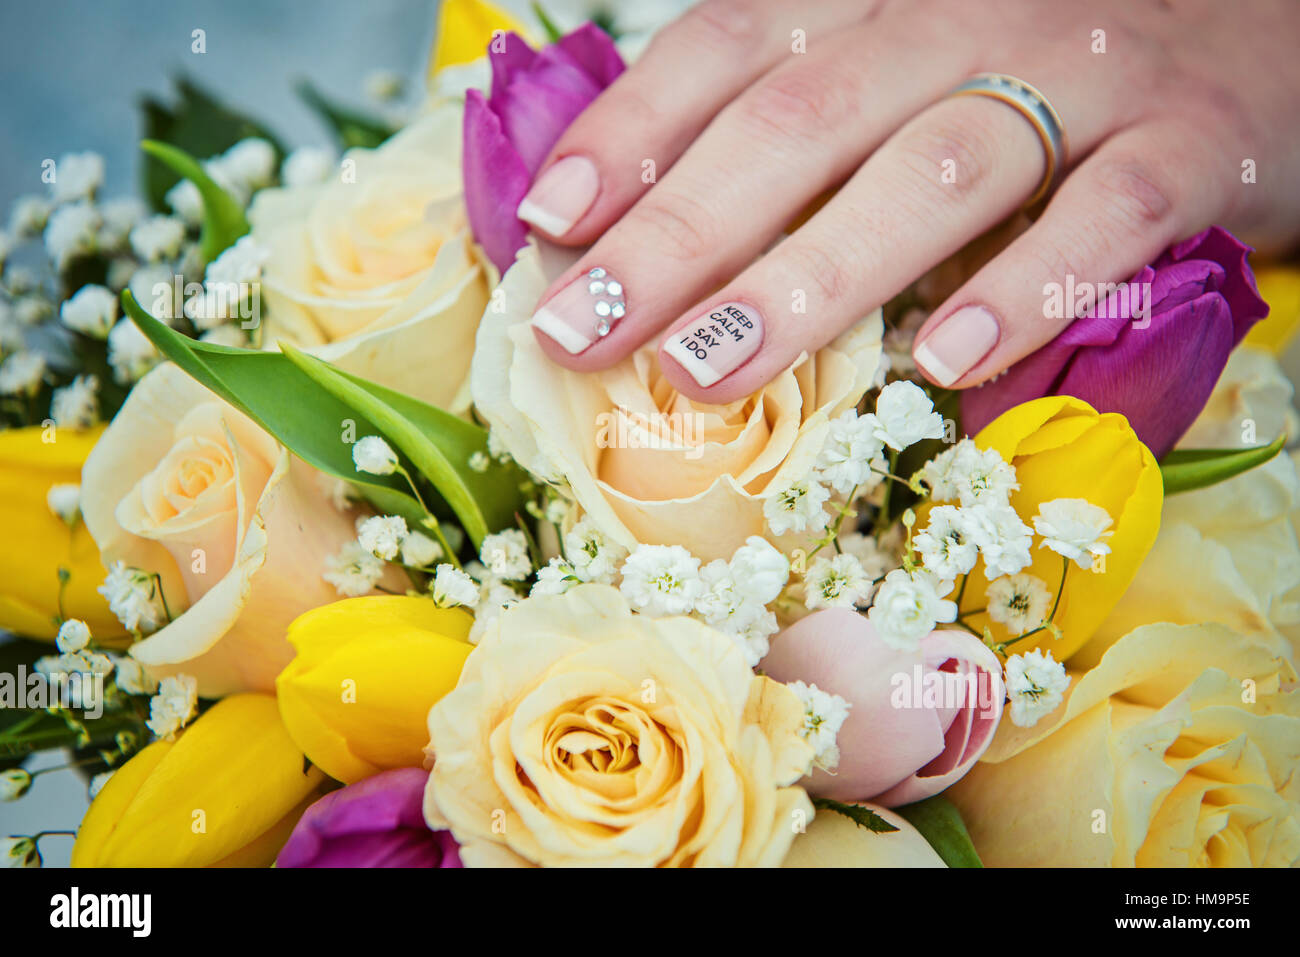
[761,608,1003,806]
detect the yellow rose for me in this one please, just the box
[781,803,945,868]
[249,101,490,412]
[424,584,816,867]
[277,596,474,783]
[947,622,1300,866]
[472,244,882,561]
[958,396,1162,661]
[71,694,328,867]
[81,362,394,696]
[0,425,125,642]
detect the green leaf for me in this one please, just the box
[122,291,525,546]
[139,76,285,211]
[531,2,564,42]
[296,80,397,150]
[278,343,522,545]
[812,797,900,833]
[1159,434,1286,495]
[139,140,249,265]
[122,290,426,527]
[894,795,983,868]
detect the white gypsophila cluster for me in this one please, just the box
[55,618,91,654]
[814,408,887,496]
[866,568,958,651]
[959,502,1034,579]
[618,544,703,617]
[787,680,852,773]
[46,482,80,525]
[399,530,443,568]
[468,572,523,643]
[3,836,39,867]
[837,529,903,580]
[479,529,532,580]
[0,352,46,396]
[49,151,104,205]
[357,514,408,561]
[564,518,628,583]
[98,561,165,633]
[165,179,204,227]
[128,215,186,263]
[203,234,269,289]
[322,541,385,597]
[44,202,101,269]
[108,653,157,696]
[869,380,946,451]
[281,146,338,187]
[985,573,1052,635]
[919,438,1019,507]
[764,478,831,537]
[352,435,398,476]
[97,196,147,251]
[145,674,198,739]
[127,263,178,323]
[911,504,980,581]
[531,557,580,597]
[59,283,117,338]
[1005,648,1071,728]
[217,138,277,194]
[106,318,159,384]
[10,195,52,237]
[1033,498,1115,569]
[431,563,479,609]
[13,296,50,325]
[50,374,99,429]
[803,553,875,610]
[35,648,112,709]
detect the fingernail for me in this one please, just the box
[662,302,763,388]
[913,305,1001,387]
[517,156,599,237]
[531,266,626,354]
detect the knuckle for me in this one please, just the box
[627,194,719,262]
[676,0,766,53]
[894,117,999,201]
[740,67,859,145]
[1090,157,1177,231]
[784,239,858,306]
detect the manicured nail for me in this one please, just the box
[531,266,626,354]
[663,302,763,388]
[913,305,1001,387]
[517,155,599,237]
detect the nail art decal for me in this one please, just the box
[530,266,627,354]
[663,301,763,388]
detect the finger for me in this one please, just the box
[516,0,873,244]
[912,120,1228,389]
[529,17,983,369]
[654,84,1107,403]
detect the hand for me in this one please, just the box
[516,0,1300,402]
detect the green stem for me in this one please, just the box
[1002,556,1070,649]
[396,465,462,570]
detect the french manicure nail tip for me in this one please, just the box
[530,266,627,355]
[663,301,763,388]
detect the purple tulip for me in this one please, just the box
[961,226,1269,457]
[463,24,624,274]
[276,768,461,868]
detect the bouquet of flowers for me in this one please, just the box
[3,0,1298,870]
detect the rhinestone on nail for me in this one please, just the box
[588,267,606,279]
[605,280,623,296]
[610,302,626,319]
[594,300,612,317]
[595,319,611,337]
[588,280,605,295]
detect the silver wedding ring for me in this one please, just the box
[948,72,1068,207]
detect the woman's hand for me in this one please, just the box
[517,0,1300,401]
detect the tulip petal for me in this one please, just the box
[462,88,531,275]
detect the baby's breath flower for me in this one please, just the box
[468,450,490,472]
[55,618,91,653]
[913,505,980,581]
[357,514,408,561]
[322,541,385,597]
[97,196,147,250]
[60,283,117,338]
[46,482,80,525]
[1,768,33,802]
[50,152,104,204]
[50,374,99,429]
[836,530,901,580]
[763,478,830,536]
[106,318,159,384]
[399,529,443,568]
[352,435,398,475]
[129,215,185,262]
[10,194,52,237]
[109,653,157,696]
[165,178,203,226]
[564,519,627,583]
[281,146,338,187]
[619,544,702,617]
[479,529,532,580]
[728,535,790,605]
[803,553,874,610]
[219,138,277,193]
[867,569,957,651]
[986,573,1052,635]
[0,351,46,396]
[787,680,852,773]
[44,202,101,269]
[1034,498,1114,569]
[146,674,198,739]
[3,835,39,868]
[98,561,165,633]
[431,564,479,608]
[814,408,886,495]
[964,502,1034,579]
[531,557,580,597]
[869,380,945,451]
[1005,649,1071,727]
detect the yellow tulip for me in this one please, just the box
[960,396,1162,661]
[0,425,125,643]
[276,596,474,783]
[1243,266,1300,355]
[71,694,327,867]
[429,0,530,79]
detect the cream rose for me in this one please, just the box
[81,363,393,696]
[947,622,1300,866]
[471,244,883,561]
[423,583,815,867]
[249,101,490,413]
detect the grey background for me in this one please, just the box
[1,0,444,868]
